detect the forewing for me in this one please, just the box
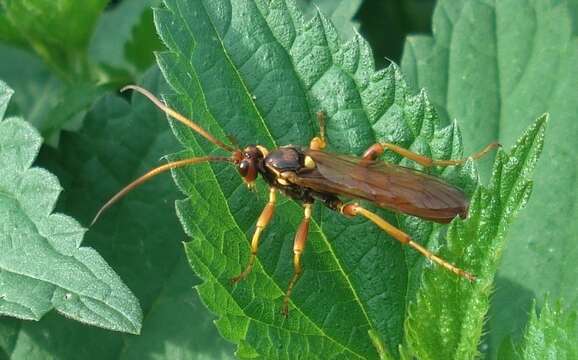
[297,150,468,223]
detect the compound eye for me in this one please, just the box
[238,161,249,177]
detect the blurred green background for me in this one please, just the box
[1,0,575,359]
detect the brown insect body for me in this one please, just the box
[256,146,467,223]
[96,86,499,316]
[300,149,469,223]
[259,146,340,207]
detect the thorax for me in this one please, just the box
[259,146,312,202]
[258,146,342,210]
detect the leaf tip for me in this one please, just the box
[130,324,142,335]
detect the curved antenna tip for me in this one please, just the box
[90,202,112,227]
[88,156,232,228]
[90,213,102,227]
[120,84,140,93]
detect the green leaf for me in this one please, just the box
[515,299,578,360]
[403,115,547,359]
[0,80,141,334]
[0,68,233,359]
[89,0,163,76]
[152,0,545,358]
[0,44,108,142]
[0,7,26,46]
[0,0,108,80]
[0,45,62,126]
[400,0,578,355]
[38,82,108,141]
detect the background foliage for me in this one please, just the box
[400,1,578,357]
[0,0,575,359]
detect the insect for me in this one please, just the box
[93,85,499,316]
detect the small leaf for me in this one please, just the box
[0,80,142,334]
[89,0,163,75]
[516,298,578,360]
[403,115,547,359]
[124,8,165,72]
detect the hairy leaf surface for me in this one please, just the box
[400,1,577,355]
[403,116,547,359]
[514,299,577,360]
[0,80,141,334]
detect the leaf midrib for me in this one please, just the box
[187,0,277,148]
[188,229,367,360]
[445,121,546,358]
[172,0,379,345]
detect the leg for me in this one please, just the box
[362,142,500,167]
[309,111,327,150]
[230,188,277,283]
[341,203,476,281]
[282,203,313,316]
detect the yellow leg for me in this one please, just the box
[341,203,476,282]
[362,142,500,167]
[282,203,313,316]
[230,188,276,283]
[309,111,327,150]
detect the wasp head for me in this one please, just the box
[233,145,268,188]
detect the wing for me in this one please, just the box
[294,149,468,223]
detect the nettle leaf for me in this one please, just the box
[0,69,234,359]
[403,116,547,359]
[153,0,544,358]
[89,0,163,75]
[515,299,578,360]
[0,80,141,334]
[124,7,165,73]
[401,2,578,353]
